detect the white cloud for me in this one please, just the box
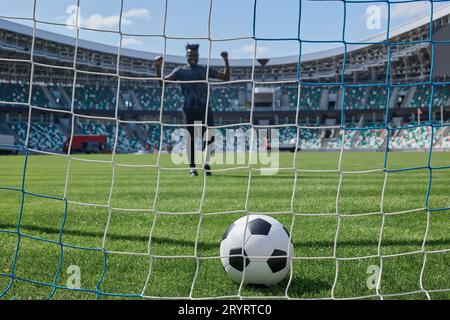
[82,14,124,29]
[257,46,270,57]
[80,8,150,29]
[389,2,430,20]
[123,8,150,19]
[369,2,431,22]
[232,44,271,58]
[359,2,436,24]
[233,44,254,55]
[121,37,143,47]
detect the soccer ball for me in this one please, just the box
[220,214,294,287]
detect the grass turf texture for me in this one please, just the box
[0,151,449,300]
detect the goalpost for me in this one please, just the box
[0,0,449,300]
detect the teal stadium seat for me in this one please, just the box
[7,121,66,152]
[75,85,116,111]
[366,87,388,110]
[344,87,367,110]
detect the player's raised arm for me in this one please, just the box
[154,56,163,86]
[214,51,230,81]
[153,56,179,86]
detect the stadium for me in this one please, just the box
[0,0,449,301]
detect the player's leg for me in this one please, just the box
[184,109,198,176]
[202,109,215,176]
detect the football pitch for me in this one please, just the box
[0,151,449,300]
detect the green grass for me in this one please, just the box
[0,151,449,300]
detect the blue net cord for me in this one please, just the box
[0,0,449,300]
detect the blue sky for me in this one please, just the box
[1,0,449,59]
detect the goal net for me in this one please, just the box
[0,0,449,300]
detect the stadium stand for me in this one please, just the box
[132,85,161,111]
[283,85,327,111]
[31,85,51,108]
[366,86,388,110]
[278,127,297,145]
[344,87,367,110]
[209,85,240,112]
[74,85,116,111]
[299,128,322,149]
[76,118,144,153]
[163,86,184,112]
[0,8,448,153]
[409,85,432,110]
[354,128,386,149]
[320,128,357,149]
[442,135,450,148]
[389,122,437,149]
[7,121,66,152]
[433,84,450,108]
[285,85,298,110]
[299,86,323,111]
[126,85,184,112]
[47,85,72,109]
[0,81,29,104]
[140,123,177,152]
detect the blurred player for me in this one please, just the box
[154,44,230,176]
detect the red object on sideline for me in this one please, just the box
[63,135,107,153]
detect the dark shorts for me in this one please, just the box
[183,107,214,127]
[183,107,215,166]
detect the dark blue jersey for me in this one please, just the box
[166,65,219,109]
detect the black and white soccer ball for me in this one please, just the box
[220,214,294,287]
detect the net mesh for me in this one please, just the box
[0,0,449,300]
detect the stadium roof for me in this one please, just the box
[1,4,449,67]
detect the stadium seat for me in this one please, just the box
[389,122,437,149]
[0,82,29,104]
[7,121,66,152]
[344,87,367,110]
[366,87,388,110]
[75,85,116,111]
